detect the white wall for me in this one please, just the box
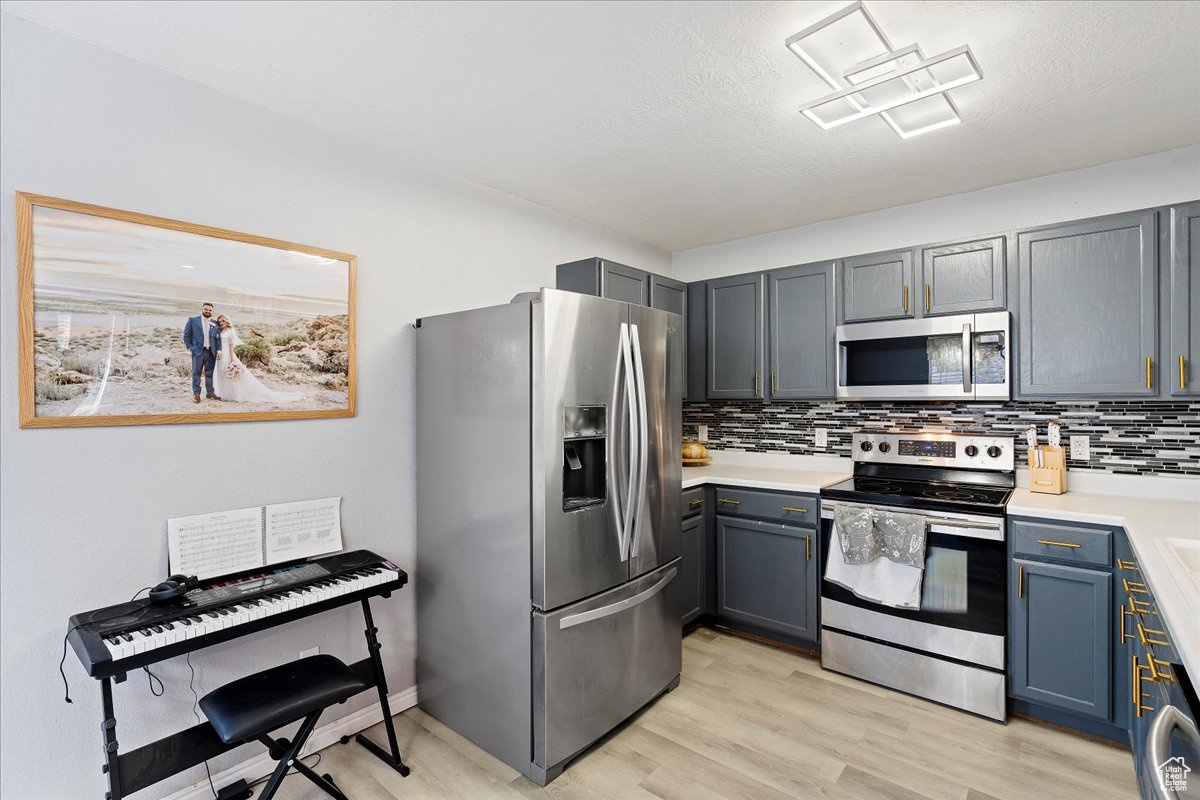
[672,145,1200,280]
[0,15,667,799]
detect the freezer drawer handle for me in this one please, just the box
[1146,705,1200,800]
[559,567,678,630]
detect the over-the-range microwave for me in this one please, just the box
[836,311,1010,401]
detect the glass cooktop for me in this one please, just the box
[821,475,1013,516]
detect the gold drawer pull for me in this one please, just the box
[1036,539,1081,549]
[1128,596,1155,615]
[717,498,741,505]
[1017,565,1024,599]
[805,535,811,562]
[782,506,809,514]
[1148,657,1175,683]
[1138,623,1170,648]
[1117,559,1139,571]
[1134,656,1155,717]
[688,499,704,507]
[1119,603,1133,644]
[1124,579,1149,595]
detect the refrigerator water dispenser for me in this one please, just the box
[562,405,606,512]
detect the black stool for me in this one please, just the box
[200,655,369,800]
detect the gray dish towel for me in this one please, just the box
[874,509,927,569]
[834,504,879,565]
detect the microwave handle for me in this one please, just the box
[962,323,973,395]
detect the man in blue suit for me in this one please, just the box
[183,302,222,403]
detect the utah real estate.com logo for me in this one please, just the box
[1158,756,1190,793]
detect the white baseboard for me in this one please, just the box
[159,685,417,800]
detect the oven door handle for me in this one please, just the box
[821,504,1004,542]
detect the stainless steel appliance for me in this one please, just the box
[414,288,682,785]
[836,311,1010,400]
[819,431,1015,721]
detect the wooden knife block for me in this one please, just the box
[1028,446,1067,495]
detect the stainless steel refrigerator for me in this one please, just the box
[415,288,682,785]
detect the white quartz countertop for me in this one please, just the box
[681,453,850,494]
[1008,488,1200,678]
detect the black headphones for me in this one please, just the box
[149,574,198,605]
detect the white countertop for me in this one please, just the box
[681,451,850,494]
[1008,488,1200,679]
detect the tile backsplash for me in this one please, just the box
[683,400,1200,477]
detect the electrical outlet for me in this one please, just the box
[698,424,709,443]
[301,646,320,659]
[1070,435,1090,460]
[814,428,828,448]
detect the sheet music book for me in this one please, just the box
[168,497,343,580]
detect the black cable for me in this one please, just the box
[143,666,164,697]
[248,752,322,789]
[58,589,153,703]
[188,653,219,800]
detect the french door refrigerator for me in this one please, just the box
[415,288,682,785]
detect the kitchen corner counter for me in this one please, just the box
[1008,488,1200,678]
[682,463,850,494]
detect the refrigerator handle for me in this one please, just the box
[559,566,677,629]
[619,323,639,561]
[609,325,628,559]
[629,323,650,558]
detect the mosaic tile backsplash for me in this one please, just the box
[683,400,1200,477]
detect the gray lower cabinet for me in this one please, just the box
[706,273,765,399]
[1016,211,1158,397]
[716,515,817,640]
[679,514,705,626]
[768,262,835,399]
[841,248,914,322]
[1010,557,1111,720]
[919,236,1006,316]
[1168,202,1200,396]
[649,274,688,401]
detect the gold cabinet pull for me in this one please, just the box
[754,371,760,394]
[1181,355,1187,389]
[903,285,909,314]
[1128,596,1155,614]
[771,372,777,394]
[924,284,931,312]
[688,498,704,507]
[1146,355,1152,390]
[782,506,809,514]
[1017,565,1024,599]
[1036,539,1081,549]
[1138,623,1170,648]
[1117,559,1139,571]
[717,498,741,505]
[1134,655,1155,717]
[1119,603,1133,644]
[1148,656,1175,683]
[1123,579,1149,595]
[805,535,811,562]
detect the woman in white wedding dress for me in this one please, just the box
[212,315,301,404]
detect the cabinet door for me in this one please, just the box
[1168,202,1200,396]
[768,262,835,399]
[920,236,1006,316]
[1010,558,1111,720]
[841,249,914,322]
[706,274,765,399]
[716,516,816,640]
[600,260,650,305]
[679,514,704,626]
[1017,212,1158,397]
[650,275,688,402]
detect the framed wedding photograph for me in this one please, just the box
[16,193,356,427]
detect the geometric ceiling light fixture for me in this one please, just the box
[786,1,983,139]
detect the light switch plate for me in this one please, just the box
[815,428,828,448]
[1070,435,1090,460]
[698,424,709,443]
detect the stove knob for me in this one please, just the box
[877,442,891,453]
[986,445,1003,459]
[859,441,873,452]
[964,445,979,457]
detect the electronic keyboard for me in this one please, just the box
[67,549,406,680]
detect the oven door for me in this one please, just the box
[819,505,1006,669]
[836,312,1009,401]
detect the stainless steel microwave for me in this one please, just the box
[836,311,1010,401]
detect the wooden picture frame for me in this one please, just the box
[16,192,356,427]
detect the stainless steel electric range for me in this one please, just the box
[819,431,1015,722]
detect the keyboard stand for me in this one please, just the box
[94,596,409,799]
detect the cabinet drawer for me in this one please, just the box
[682,487,705,519]
[712,487,817,526]
[1011,518,1113,567]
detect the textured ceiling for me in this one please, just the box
[3,0,1198,251]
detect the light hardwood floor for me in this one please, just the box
[258,627,1137,800]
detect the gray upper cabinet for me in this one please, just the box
[1010,558,1111,720]
[841,248,914,322]
[1168,202,1200,396]
[555,257,649,305]
[919,236,1006,316]
[767,262,835,399]
[1017,211,1158,397]
[650,275,688,401]
[706,273,765,399]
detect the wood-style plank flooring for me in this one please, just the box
[258,627,1137,799]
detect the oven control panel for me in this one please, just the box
[853,432,1014,471]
